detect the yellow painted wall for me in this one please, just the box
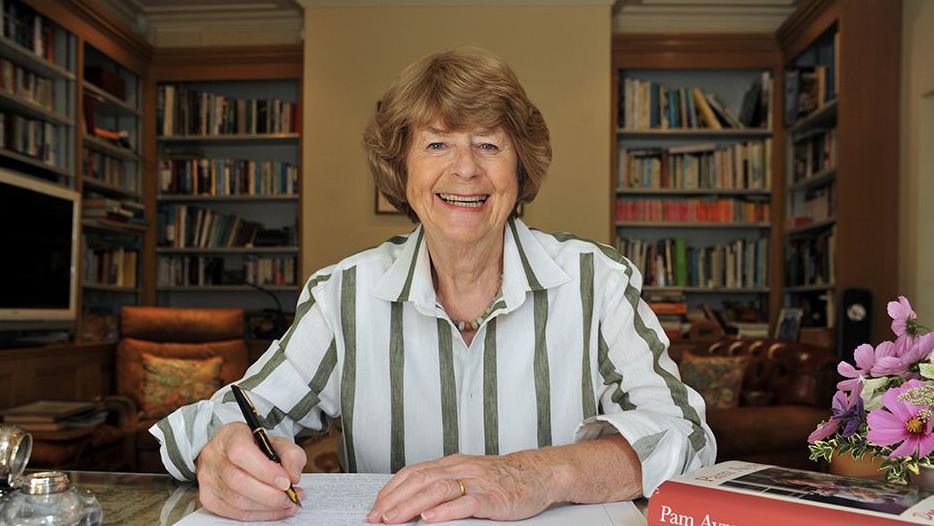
[899,0,934,319]
[301,5,611,273]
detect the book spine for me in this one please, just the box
[648,480,911,526]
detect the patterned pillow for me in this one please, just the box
[679,353,749,409]
[140,353,223,419]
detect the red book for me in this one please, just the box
[648,461,934,525]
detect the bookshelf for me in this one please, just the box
[0,0,77,187]
[612,35,784,336]
[76,42,146,343]
[149,46,303,315]
[777,0,901,341]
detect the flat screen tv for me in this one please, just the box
[0,168,80,328]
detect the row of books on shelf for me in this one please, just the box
[0,110,55,163]
[83,149,132,192]
[618,140,771,192]
[2,0,56,63]
[157,255,297,287]
[619,73,771,130]
[616,198,770,224]
[792,128,836,184]
[158,158,298,197]
[785,60,837,126]
[786,229,835,288]
[787,185,835,227]
[83,198,145,224]
[157,204,297,249]
[81,241,138,288]
[158,85,299,137]
[618,237,769,289]
[0,57,54,110]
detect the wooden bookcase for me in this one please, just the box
[777,0,901,342]
[0,0,77,186]
[77,41,145,342]
[611,35,785,334]
[0,0,152,343]
[147,46,303,319]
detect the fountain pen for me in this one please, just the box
[230,384,301,507]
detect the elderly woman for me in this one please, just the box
[152,48,715,524]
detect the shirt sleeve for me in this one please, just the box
[149,273,340,481]
[573,260,716,496]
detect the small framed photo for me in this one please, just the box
[775,308,804,341]
[375,191,401,215]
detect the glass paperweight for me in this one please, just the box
[0,471,102,526]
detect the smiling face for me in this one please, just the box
[405,120,519,245]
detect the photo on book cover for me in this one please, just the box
[722,466,933,516]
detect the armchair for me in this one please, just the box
[116,306,249,472]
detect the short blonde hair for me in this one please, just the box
[363,48,551,222]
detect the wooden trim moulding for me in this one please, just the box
[776,0,841,61]
[612,33,780,69]
[26,0,152,74]
[150,45,303,81]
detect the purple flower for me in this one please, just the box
[867,379,934,458]
[837,344,876,391]
[809,384,864,443]
[888,296,918,338]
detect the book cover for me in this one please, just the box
[648,461,934,525]
[692,88,721,130]
[1,400,96,423]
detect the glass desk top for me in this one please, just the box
[62,471,198,525]
[19,470,648,525]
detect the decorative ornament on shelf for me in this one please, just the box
[809,296,934,485]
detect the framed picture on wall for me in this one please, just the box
[375,191,401,215]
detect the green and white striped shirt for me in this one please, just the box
[151,218,715,495]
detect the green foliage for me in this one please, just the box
[809,437,934,485]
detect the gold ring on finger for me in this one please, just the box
[455,478,467,497]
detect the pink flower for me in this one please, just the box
[888,296,918,338]
[808,386,865,443]
[896,332,934,365]
[867,379,934,458]
[870,341,909,377]
[837,343,876,391]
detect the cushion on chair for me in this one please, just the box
[139,354,224,419]
[679,352,750,409]
[121,306,245,343]
[117,337,248,405]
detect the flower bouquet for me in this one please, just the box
[809,297,934,484]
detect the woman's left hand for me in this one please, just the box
[366,451,564,524]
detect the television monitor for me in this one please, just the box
[0,168,80,328]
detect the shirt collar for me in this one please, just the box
[372,218,570,314]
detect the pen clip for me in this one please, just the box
[235,384,259,414]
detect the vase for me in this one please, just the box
[829,451,886,480]
[913,464,934,492]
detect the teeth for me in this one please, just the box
[438,193,488,208]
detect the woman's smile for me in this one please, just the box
[435,192,490,210]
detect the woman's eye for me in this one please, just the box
[477,143,499,152]
[427,142,446,150]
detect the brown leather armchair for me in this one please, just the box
[116,306,249,472]
[671,338,837,469]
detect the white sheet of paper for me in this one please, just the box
[173,473,646,526]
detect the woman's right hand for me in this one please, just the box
[195,422,307,521]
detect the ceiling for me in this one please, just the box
[96,0,798,46]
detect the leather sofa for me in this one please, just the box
[669,338,837,469]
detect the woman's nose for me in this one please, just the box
[451,146,480,179]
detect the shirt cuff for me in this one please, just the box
[575,411,709,496]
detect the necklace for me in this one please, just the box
[450,290,502,332]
